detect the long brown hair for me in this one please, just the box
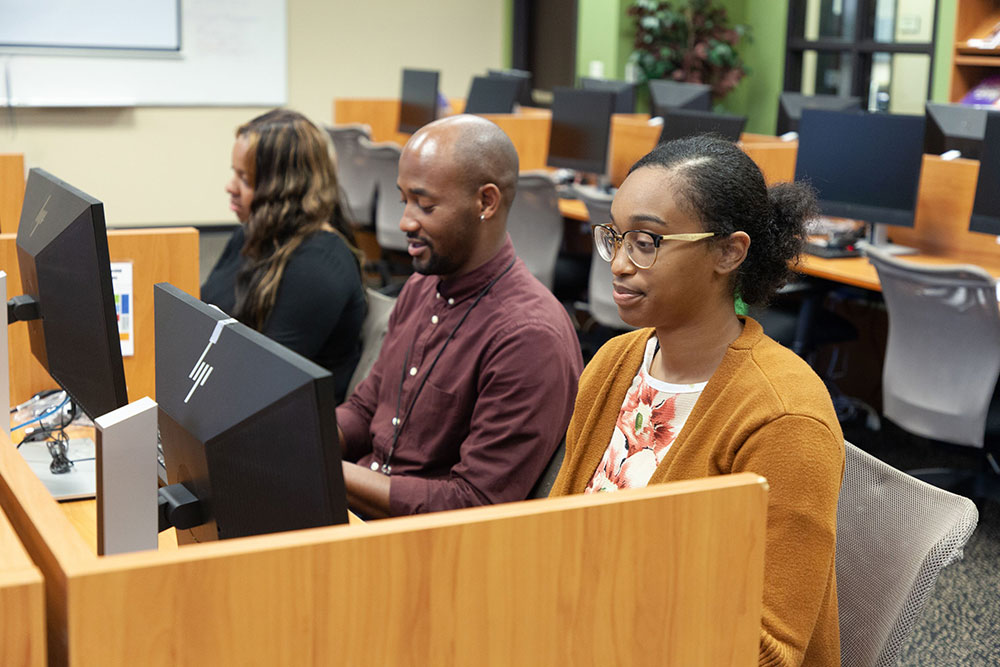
[233,109,360,329]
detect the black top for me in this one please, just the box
[201,227,366,403]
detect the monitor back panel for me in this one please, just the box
[547,87,616,174]
[658,108,747,143]
[399,69,440,134]
[154,283,347,542]
[795,110,925,227]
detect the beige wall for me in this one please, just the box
[0,0,504,227]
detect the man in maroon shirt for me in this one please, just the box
[336,115,583,517]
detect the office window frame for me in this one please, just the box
[784,0,940,104]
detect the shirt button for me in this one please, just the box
[370,461,379,471]
[431,315,439,324]
[447,297,455,305]
[436,292,441,299]
[391,417,400,426]
[409,367,418,376]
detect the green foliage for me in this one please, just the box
[628,0,751,101]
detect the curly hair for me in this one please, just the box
[629,134,816,305]
[233,109,360,329]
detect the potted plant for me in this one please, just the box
[628,0,750,101]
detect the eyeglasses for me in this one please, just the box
[592,224,716,269]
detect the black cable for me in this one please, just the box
[380,257,516,475]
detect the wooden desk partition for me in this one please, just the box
[0,501,45,666]
[333,98,552,170]
[0,428,767,666]
[2,227,200,406]
[0,154,26,235]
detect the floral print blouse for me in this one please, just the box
[585,336,706,493]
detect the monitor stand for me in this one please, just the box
[866,223,918,256]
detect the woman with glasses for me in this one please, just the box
[551,135,844,666]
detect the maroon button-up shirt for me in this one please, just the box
[336,237,583,515]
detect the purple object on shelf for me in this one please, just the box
[961,74,1000,106]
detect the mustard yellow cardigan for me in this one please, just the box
[551,318,844,667]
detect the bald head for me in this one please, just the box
[405,115,520,212]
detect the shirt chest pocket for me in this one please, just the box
[398,379,470,467]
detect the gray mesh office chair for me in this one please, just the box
[864,244,1000,496]
[346,288,397,398]
[507,171,564,291]
[326,124,376,227]
[359,138,408,253]
[837,441,978,667]
[574,184,633,330]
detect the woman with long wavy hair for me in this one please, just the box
[202,109,366,402]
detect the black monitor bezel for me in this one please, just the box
[794,109,925,229]
[399,68,440,134]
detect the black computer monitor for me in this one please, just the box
[658,108,747,144]
[924,102,989,160]
[155,283,348,543]
[399,68,440,134]
[546,87,616,175]
[580,77,636,114]
[648,80,712,116]
[776,92,862,135]
[10,168,128,420]
[464,75,521,115]
[795,109,924,230]
[487,68,533,107]
[970,111,1000,236]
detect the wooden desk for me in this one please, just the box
[0,500,45,666]
[0,423,767,666]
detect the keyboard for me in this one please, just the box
[803,241,862,259]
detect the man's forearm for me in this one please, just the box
[342,461,392,519]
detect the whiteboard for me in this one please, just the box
[0,0,286,107]
[0,0,180,51]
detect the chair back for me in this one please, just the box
[529,440,565,499]
[864,244,1000,448]
[359,138,408,252]
[346,288,397,397]
[836,441,978,667]
[507,172,564,291]
[326,124,376,226]
[574,184,633,330]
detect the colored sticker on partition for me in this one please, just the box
[110,262,134,357]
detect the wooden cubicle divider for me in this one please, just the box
[0,154,26,235]
[0,428,767,666]
[1,227,200,406]
[740,135,798,186]
[0,503,45,666]
[891,155,1000,264]
[333,98,551,171]
[608,115,660,186]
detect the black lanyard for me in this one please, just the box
[380,257,516,475]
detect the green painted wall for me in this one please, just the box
[576,0,633,79]
[932,0,956,102]
[582,0,959,134]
